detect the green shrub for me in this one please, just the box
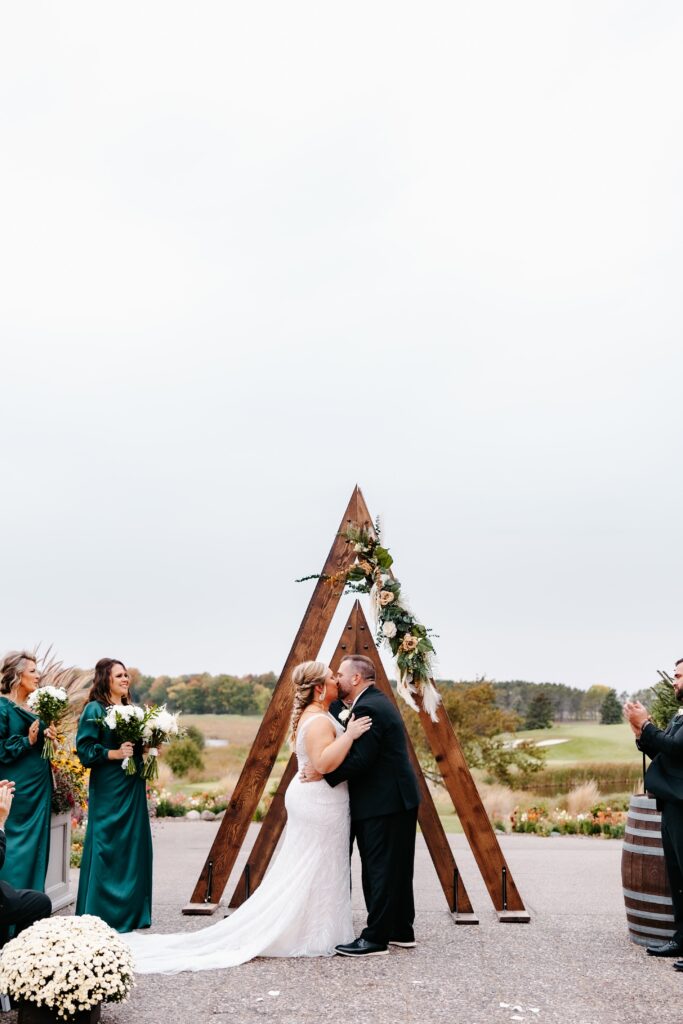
[184,724,206,750]
[164,738,205,777]
[519,761,642,794]
[156,798,188,817]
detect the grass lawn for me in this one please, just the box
[182,713,262,746]
[513,720,637,763]
[163,714,285,795]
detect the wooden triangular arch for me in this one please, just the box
[184,486,529,923]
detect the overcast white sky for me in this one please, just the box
[1,3,682,692]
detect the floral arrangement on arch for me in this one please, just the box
[0,915,134,1019]
[298,520,442,720]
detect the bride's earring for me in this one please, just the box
[318,688,325,703]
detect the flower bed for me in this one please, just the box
[70,825,86,868]
[153,789,229,818]
[0,915,134,1021]
[509,801,627,838]
[51,749,88,819]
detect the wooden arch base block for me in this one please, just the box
[182,902,219,915]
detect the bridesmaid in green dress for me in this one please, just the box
[0,651,58,892]
[76,658,153,932]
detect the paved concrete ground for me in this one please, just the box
[8,822,680,1024]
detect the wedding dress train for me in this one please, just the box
[124,715,354,973]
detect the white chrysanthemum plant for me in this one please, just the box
[0,915,134,1020]
[103,703,150,776]
[26,685,69,760]
[141,705,181,780]
[297,520,442,722]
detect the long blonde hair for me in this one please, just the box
[289,660,328,743]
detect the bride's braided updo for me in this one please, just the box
[289,661,328,744]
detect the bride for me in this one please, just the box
[124,661,371,973]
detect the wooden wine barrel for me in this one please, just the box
[621,794,675,945]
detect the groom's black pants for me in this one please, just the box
[354,806,418,945]
[0,887,51,945]
[660,802,683,943]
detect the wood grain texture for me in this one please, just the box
[186,486,369,910]
[417,700,527,914]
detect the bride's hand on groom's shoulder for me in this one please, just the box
[346,715,372,740]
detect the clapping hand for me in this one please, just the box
[624,700,650,736]
[0,783,14,828]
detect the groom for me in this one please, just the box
[304,654,420,957]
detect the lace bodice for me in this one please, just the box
[295,712,342,770]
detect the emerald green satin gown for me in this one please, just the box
[75,701,153,932]
[0,696,52,892]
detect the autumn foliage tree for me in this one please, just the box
[402,680,546,787]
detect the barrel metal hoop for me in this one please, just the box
[628,810,662,823]
[623,887,673,906]
[629,796,658,809]
[628,922,676,937]
[626,825,666,839]
[626,907,675,922]
[622,841,664,856]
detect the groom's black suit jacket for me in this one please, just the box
[638,714,683,802]
[325,686,420,821]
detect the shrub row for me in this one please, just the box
[517,761,643,794]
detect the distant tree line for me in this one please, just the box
[128,670,277,715]
[124,668,642,725]
[487,680,630,724]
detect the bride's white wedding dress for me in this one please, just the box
[124,714,354,973]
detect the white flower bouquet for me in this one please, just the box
[26,685,68,760]
[141,705,180,780]
[0,914,134,1020]
[103,704,149,776]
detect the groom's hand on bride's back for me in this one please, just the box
[300,764,324,783]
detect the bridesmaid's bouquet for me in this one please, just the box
[26,685,69,760]
[103,704,150,776]
[141,705,180,780]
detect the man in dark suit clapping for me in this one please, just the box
[304,654,420,958]
[625,660,683,963]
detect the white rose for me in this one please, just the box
[382,622,397,639]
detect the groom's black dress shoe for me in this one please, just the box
[335,938,388,957]
[646,940,683,957]
[388,939,416,948]
[673,960,683,971]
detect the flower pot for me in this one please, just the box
[16,1001,101,1024]
[46,811,75,912]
